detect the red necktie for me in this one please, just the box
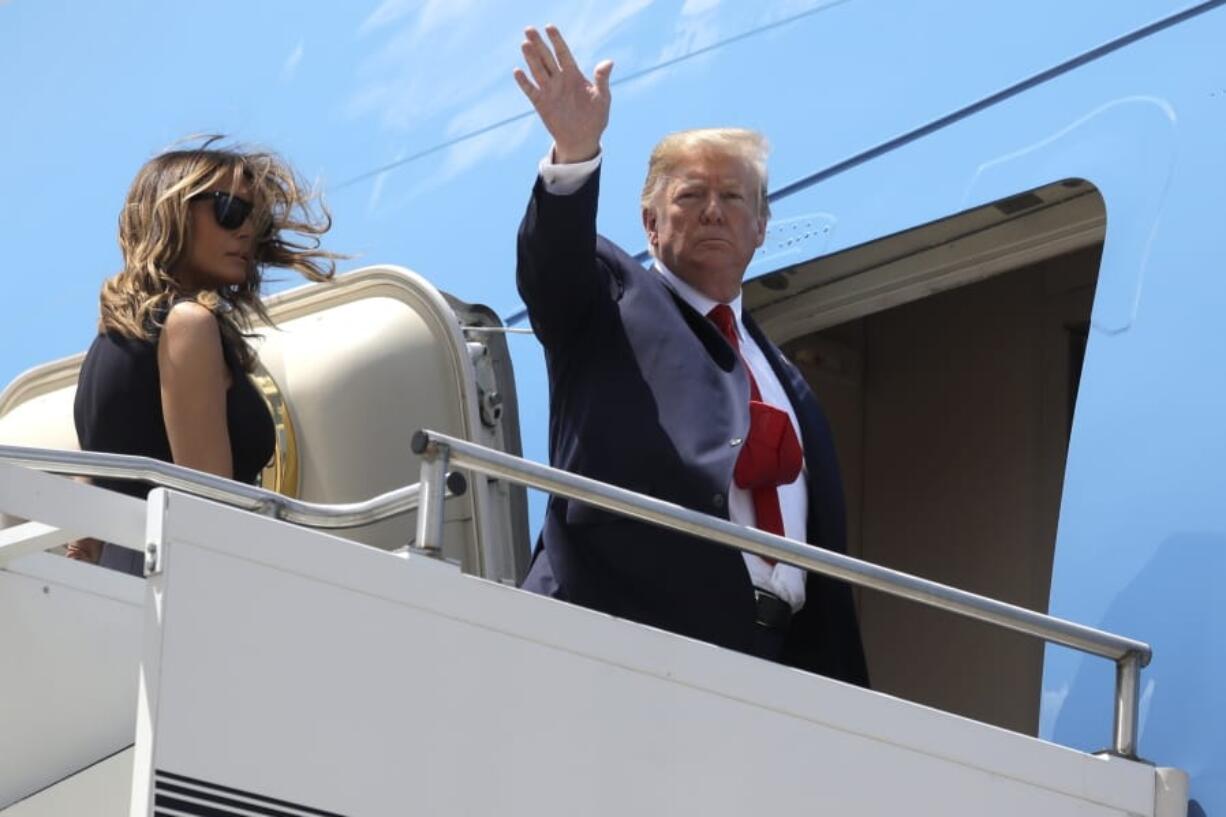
[707,305,803,554]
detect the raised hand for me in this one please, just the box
[513,25,613,164]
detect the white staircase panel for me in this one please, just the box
[0,554,142,808]
[0,748,132,817]
[133,489,1157,817]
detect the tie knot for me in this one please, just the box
[707,304,738,344]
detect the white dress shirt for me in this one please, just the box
[539,149,808,611]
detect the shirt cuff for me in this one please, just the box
[538,148,602,195]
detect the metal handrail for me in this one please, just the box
[410,428,1151,760]
[0,444,466,530]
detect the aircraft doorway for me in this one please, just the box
[746,180,1106,735]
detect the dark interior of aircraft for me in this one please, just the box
[748,180,1105,733]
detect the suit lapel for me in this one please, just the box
[660,279,739,372]
[742,312,821,448]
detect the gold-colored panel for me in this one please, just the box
[251,366,300,499]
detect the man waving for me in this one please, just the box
[514,25,867,684]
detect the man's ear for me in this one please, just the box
[642,207,658,248]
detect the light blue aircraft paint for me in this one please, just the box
[4,0,1223,809]
[676,3,1225,810]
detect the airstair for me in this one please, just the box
[0,431,1188,816]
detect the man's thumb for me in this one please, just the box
[594,60,614,94]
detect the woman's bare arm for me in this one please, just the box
[158,302,234,479]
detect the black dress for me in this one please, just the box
[74,318,276,575]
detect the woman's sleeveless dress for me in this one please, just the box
[74,321,276,575]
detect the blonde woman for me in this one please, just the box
[69,139,338,574]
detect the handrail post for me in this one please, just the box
[413,435,450,556]
[1112,650,1143,758]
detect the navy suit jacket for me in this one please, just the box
[517,167,868,686]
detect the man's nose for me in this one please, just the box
[698,192,725,224]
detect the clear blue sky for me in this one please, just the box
[0,0,1172,481]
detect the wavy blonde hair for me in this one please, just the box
[640,128,771,220]
[99,137,340,369]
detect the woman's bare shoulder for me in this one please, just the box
[164,300,219,330]
[160,301,224,362]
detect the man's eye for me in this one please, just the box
[722,191,745,200]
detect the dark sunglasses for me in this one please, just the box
[191,191,255,230]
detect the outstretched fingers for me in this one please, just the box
[521,39,554,88]
[524,27,560,79]
[513,68,538,103]
[545,24,579,73]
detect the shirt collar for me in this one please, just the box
[653,260,743,325]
